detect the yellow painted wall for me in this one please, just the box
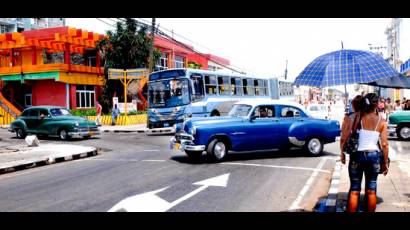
[86,114,147,126]
[21,49,43,66]
[0,106,15,125]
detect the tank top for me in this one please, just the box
[357,115,381,151]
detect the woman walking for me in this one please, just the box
[341,93,389,212]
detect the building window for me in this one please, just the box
[76,85,95,108]
[208,65,217,71]
[0,25,8,34]
[24,94,32,107]
[174,56,184,68]
[155,52,168,71]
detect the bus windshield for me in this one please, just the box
[148,78,190,108]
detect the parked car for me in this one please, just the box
[388,110,410,140]
[307,104,329,120]
[170,99,341,162]
[9,106,100,140]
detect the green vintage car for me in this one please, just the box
[388,110,410,140]
[9,106,100,140]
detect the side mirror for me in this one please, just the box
[250,115,257,121]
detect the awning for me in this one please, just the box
[0,71,104,86]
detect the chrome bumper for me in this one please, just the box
[169,137,206,151]
[388,124,397,136]
[69,128,101,137]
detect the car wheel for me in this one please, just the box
[207,138,228,162]
[58,129,70,141]
[15,128,26,139]
[397,125,410,140]
[304,137,324,157]
[185,150,203,160]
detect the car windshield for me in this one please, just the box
[229,104,252,117]
[50,108,72,116]
[148,78,190,108]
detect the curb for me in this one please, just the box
[102,128,175,134]
[103,129,147,133]
[324,161,342,212]
[0,148,101,175]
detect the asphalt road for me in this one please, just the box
[0,129,341,212]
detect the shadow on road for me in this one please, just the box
[9,136,100,142]
[171,148,338,165]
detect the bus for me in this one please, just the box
[147,68,293,129]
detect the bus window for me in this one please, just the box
[235,77,243,96]
[246,79,254,96]
[205,75,217,95]
[218,76,230,95]
[257,80,265,96]
[191,74,205,101]
[254,79,260,96]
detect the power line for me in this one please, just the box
[136,18,250,72]
[104,18,245,74]
[117,18,245,74]
[96,18,115,28]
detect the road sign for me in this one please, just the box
[108,68,148,80]
[107,68,148,115]
[108,173,230,212]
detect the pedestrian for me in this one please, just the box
[95,101,102,126]
[378,98,386,120]
[404,99,410,111]
[111,104,120,126]
[340,95,362,164]
[342,93,389,212]
[394,99,403,111]
[385,98,393,120]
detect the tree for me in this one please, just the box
[96,18,160,113]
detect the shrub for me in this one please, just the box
[120,110,146,116]
[71,109,97,117]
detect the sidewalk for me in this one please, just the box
[334,150,410,212]
[0,142,99,174]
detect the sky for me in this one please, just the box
[66,18,410,82]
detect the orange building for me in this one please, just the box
[0,26,230,117]
[0,27,105,115]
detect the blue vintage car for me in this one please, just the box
[169,99,341,161]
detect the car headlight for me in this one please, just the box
[191,126,197,135]
[74,122,79,127]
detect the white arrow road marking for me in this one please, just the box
[107,173,230,212]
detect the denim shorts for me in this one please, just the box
[348,151,381,192]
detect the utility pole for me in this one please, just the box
[284,59,288,80]
[148,18,156,73]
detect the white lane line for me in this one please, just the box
[141,160,166,162]
[87,158,140,162]
[221,162,330,174]
[288,158,328,211]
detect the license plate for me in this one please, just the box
[88,131,94,136]
[164,123,169,127]
[174,143,180,150]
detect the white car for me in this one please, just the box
[307,104,329,120]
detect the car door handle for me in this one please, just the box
[231,132,246,135]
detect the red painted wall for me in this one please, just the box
[32,80,66,107]
[70,84,77,109]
